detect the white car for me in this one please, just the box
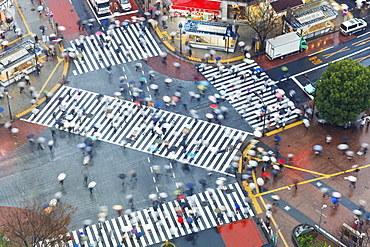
[339,18,367,36]
[120,0,132,11]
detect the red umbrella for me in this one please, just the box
[171,96,180,102]
[177,216,184,223]
[262,172,270,178]
[133,101,141,105]
[210,104,218,109]
[177,194,185,200]
[278,159,285,164]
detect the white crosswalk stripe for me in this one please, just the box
[199,62,300,130]
[63,182,254,247]
[69,23,163,75]
[22,86,252,174]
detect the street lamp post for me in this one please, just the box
[318,204,327,229]
[4,88,13,120]
[178,23,183,55]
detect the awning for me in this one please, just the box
[269,0,303,13]
[171,0,221,13]
[0,48,29,66]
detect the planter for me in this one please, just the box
[292,224,346,247]
[161,242,176,247]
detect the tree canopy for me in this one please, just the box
[314,58,370,125]
[244,0,281,51]
[0,201,77,246]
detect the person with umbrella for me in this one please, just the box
[119,174,126,187]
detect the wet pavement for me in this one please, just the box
[248,114,370,246]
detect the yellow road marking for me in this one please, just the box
[259,196,289,247]
[265,121,303,136]
[283,164,327,177]
[354,54,370,62]
[242,181,262,214]
[254,164,370,197]
[14,0,31,33]
[37,59,63,96]
[352,37,370,46]
[322,46,350,59]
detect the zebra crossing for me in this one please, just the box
[199,62,299,130]
[22,86,251,174]
[64,182,253,247]
[69,23,163,75]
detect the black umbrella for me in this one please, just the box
[84,138,92,145]
[198,179,207,185]
[118,174,126,179]
[169,146,178,152]
[225,188,233,194]
[279,108,286,115]
[39,25,46,30]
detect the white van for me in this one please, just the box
[120,0,132,11]
[340,18,367,36]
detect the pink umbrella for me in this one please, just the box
[95,31,103,35]
[149,6,154,10]
[171,96,180,102]
[208,95,217,103]
[332,192,342,198]
[275,92,282,98]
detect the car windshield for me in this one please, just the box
[97,2,109,8]
[340,24,347,31]
[121,0,129,3]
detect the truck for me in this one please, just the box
[265,32,308,60]
[89,0,110,15]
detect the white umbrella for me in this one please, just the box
[249,183,256,190]
[88,181,96,188]
[271,195,280,200]
[11,128,19,133]
[262,156,270,161]
[148,194,157,200]
[270,157,277,163]
[162,96,171,102]
[353,209,363,216]
[161,15,168,21]
[83,219,93,225]
[257,178,264,186]
[58,26,66,31]
[57,173,66,181]
[150,84,158,90]
[17,81,25,87]
[345,176,357,182]
[249,160,258,167]
[216,180,224,185]
[173,62,180,67]
[238,41,245,47]
[160,52,167,57]
[337,144,349,150]
[159,192,168,198]
[217,177,227,181]
[254,130,262,138]
[361,143,369,148]
[37,137,46,143]
[346,151,354,156]
[247,150,256,156]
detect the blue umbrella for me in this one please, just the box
[152,117,159,122]
[155,101,164,106]
[101,20,109,24]
[199,81,209,86]
[187,153,196,158]
[138,94,146,98]
[0,107,4,112]
[262,163,269,168]
[135,232,144,238]
[186,183,194,188]
[27,134,34,139]
[129,81,136,85]
[149,144,158,151]
[254,67,264,72]
[313,145,323,151]
[77,143,87,149]
[186,217,193,224]
[140,77,146,82]
[246,170,252,175]
[84,146,93,152]
[121,21,129,26]
[331,197,339,204]
[215,56,221,61]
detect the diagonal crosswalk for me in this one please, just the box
[199,62,299,130]
[22,86,252,174]
[69,23,163,75]
[62,182,254,247]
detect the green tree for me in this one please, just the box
[314,58,370,125]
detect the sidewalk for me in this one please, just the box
[0,0,68,124]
